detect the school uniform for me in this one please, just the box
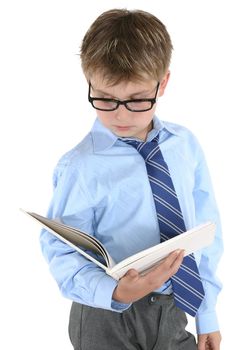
[40,116,222,349]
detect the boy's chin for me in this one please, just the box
[113,130,134,138]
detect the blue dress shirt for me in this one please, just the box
[40,115,223,334]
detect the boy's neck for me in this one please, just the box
[140,121,154,141]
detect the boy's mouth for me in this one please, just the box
[114,125,132,130]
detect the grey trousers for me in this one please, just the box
[68,293,197,350]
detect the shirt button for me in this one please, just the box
[149,295,157,304]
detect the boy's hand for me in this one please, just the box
[112,249,184,303]
[197,331,222,350]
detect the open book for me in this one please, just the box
[22,210,216,281]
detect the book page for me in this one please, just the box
[23,210,116,268]
[108,222,216,280]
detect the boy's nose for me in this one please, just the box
[114,104,131,120]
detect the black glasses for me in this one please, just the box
[88,82,160,112]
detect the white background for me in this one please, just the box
[1,0,232,348]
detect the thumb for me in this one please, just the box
[125,269,139,281]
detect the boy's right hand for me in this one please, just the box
[112,249,184,304]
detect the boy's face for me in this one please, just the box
[89,73,169,141]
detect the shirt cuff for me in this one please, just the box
[195,311,219,334]
[94,274,131,312]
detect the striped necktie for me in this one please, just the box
[122,135,205,316]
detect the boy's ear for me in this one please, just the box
[158,71,170,97]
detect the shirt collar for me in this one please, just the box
[91,115,180,153]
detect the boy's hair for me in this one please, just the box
[80,9,173,85]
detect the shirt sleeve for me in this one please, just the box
[192,141,223,334]
[40,158,130,312]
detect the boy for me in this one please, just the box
[40,9,223,350]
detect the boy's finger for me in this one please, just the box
[124,268,139,281]
[163,249,185,269]
[169,250,185,274]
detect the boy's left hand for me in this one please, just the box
[197,331,221,350]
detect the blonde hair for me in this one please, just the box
[80,9,173,84]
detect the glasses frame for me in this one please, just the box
[88,81,160,112]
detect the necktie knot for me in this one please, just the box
[120,136,160,162]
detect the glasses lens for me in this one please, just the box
[92,100,118,111]
[126,101,152,111]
